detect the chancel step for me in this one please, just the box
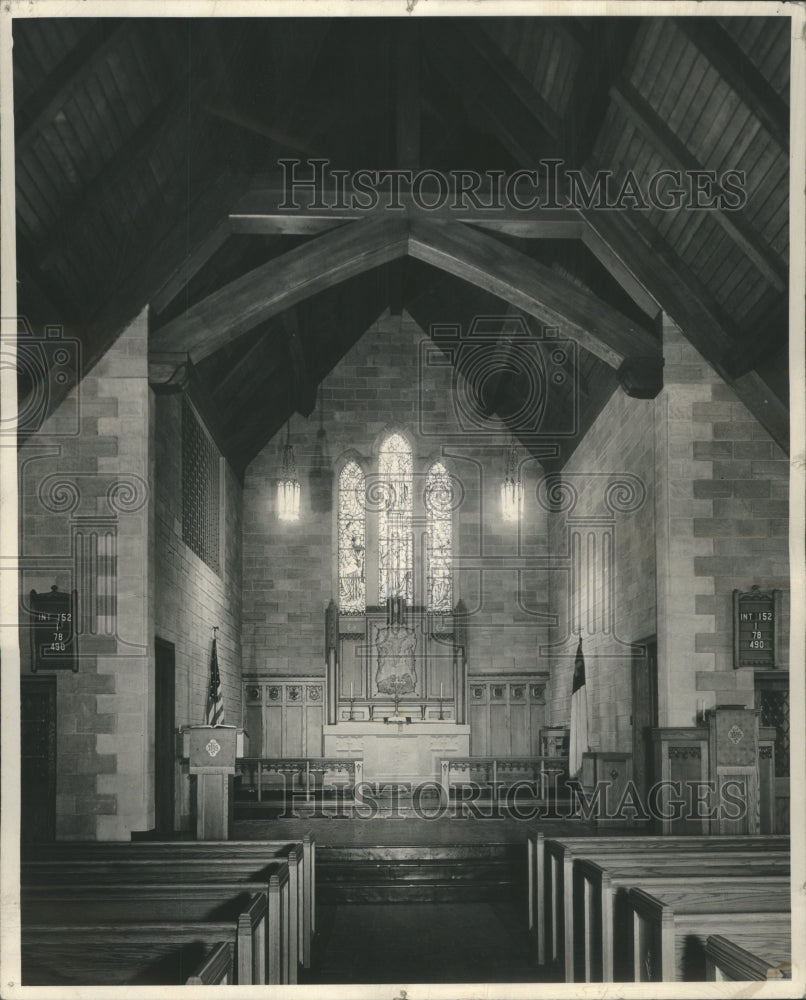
[317,844,524,903]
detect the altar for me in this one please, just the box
[323,597,471,786]
[323,721,471,786]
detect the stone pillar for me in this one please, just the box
[18,307,154,839]
[654,314,789,729]
[654,314,718,728]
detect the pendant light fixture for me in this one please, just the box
[501,437,523,523]
[277,422,300,522]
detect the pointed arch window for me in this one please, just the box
[337,461,366,613]
[378,433,413,604]
[426,461,453,613]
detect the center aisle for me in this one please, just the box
[303,902,553,984]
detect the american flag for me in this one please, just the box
[205,633,225,726]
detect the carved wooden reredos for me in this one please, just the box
[325,597,469,723]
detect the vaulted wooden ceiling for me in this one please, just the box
[14,15,790,474]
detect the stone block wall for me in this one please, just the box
[152,391,243,828]
[18,310,153,839]
[656,320,789,725]
[546,387,658,753]
[242,310,551,685]
[152,393,243,726]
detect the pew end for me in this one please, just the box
[705,934,791,982]
[186,941,233,985]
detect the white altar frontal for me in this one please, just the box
[323,720,471,786]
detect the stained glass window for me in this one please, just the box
[378,433,413,604]
[338,461,366,613]
[426,462,453,613]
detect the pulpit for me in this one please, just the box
[185,725,245,840]
[650,705,777,834]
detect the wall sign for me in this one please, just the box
[29,586,79,673]
[733,587,781,669]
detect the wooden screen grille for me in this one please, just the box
[757,685,789,778]
[182,400,221,574]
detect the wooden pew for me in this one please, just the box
[628,884,790,981]
[22,922,239,986]
[539,834,789,981]
[705,934,791,981]
[527,830,789,967]
[186,941,233,985]
[22,885,269,985]
[22,860,291,984]
[576,860,790,982]
[23,835,315,969]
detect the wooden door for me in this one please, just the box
[631,637,658,802]
[154,638,176,834]
[21,677,57,842]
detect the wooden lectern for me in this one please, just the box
[186,726,241,840]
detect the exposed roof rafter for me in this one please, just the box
[610,78,787,292]
[674,17,789,153]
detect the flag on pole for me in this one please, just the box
[205,631,225,726]
[568,636,589,778]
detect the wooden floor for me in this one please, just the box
[304,902,552,984]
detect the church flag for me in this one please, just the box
[205,633,225,726]
[568,636,589,778]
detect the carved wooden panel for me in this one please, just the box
[241,678,324,758]
[466,674,549,756]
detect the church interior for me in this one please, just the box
[7,10,798,990]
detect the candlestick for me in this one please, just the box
[350,681,354,700]
[440,682,444,699]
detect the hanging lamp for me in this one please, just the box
[500,438,523,522]
[277,422,300,521]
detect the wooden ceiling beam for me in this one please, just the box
[212,327,284,411]
[224,285,388,471]
[424,27,557,157]
[150,215,410,363]
[229,185,585,238]
[674,17,789,153]
[148,218,233,318]
[408,217,658,369]
[610,78,787,293]
[15,21,128,157]
[283,307,317,418]
[580,227,661,319]
[153,207,656,373]
[93,168,248,367]
[562,18,642,166]
[461,21,563,144]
